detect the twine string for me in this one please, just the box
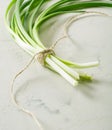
[64,11,109,39]
[11,11,110,130]
[11,52,44,130]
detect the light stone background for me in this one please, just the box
[0,0,112,130]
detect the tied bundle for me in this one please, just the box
[5,0,112,130]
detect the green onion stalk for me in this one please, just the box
[5,0,112,86]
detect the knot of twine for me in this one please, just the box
[37,48,55,66]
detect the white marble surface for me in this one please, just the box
[0,0,112,130]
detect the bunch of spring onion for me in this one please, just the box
[5,0,112,86]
